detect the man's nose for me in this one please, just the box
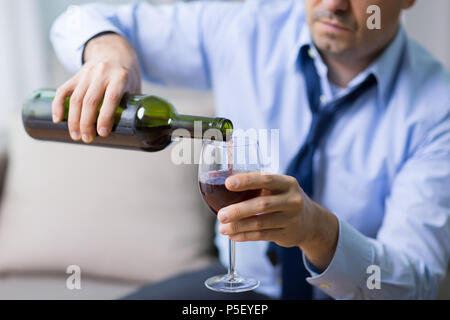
[322,0,350,12]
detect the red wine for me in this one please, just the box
[199,170,261,215]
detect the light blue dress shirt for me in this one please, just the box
[51,0,450,299]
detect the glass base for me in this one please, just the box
[204,273,260,293]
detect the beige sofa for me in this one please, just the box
[0,84,448,300]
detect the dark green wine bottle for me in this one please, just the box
[22,89,233,152]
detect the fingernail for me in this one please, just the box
[99,127,109,136]
[218,210,228,223]
[71,131,80,140]
[227,177,238,189]
[82,134,92,143]
[218,224,227,235]
[52,114,59,123]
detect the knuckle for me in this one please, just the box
[107,90,122,103]
[287,175,298,186]
[232,205,242,219]
[83,94,100,108]
[70,94,83,106]
[291,194,303,207]
[258,197,271,211]
[262,174,274,185]
[254,218,265,230]
[229,223,240,234]
[96,61,109,72]
[82,64,95,75]
[55,86,66,96]
[115,68,129,82]
[57,79,74,94]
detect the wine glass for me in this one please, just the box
[198,137,262,293]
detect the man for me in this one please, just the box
[51,0,450,299]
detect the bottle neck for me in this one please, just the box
[171,114,233,142]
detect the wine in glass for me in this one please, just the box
[198,137,262,293]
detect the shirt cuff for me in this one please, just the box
[51,5,126,73]
[302,219,375,299]
[81,31,118,65]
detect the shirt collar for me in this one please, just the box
[365,27,407,106]
[289,22,314,67]
[290,24,407,107]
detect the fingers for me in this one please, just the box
[219,212,287,235]
[225,172,291,193]
[52,78,77,123]
[218,194,286,222]
[52,33,141,143]
[52,56,136,143]
[97,78,126,137]
[80,77,106,143]
[68,78,90,141]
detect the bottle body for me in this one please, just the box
[22,89,233,152]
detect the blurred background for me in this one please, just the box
[0,0,449,138]
[0,0,448,299]
[0,0,171,140]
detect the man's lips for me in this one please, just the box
[318,19,353,32]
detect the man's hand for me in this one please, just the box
[52,33,141,143]
[218,172,339,272]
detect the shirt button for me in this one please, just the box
[320,95,326,105]
[319,283,330,289]
[308,48,316,59]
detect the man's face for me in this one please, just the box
[305,0,413,61]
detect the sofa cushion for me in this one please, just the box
[0,86,216,284]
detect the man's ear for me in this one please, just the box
[402,0,416,10]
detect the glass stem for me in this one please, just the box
[228,239,237,279]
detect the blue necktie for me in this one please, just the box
[267,46,377,300]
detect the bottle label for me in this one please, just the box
[113,104,138,136]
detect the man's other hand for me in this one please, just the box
[218,172,339,271]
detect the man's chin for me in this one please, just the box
[312,33,354,56]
